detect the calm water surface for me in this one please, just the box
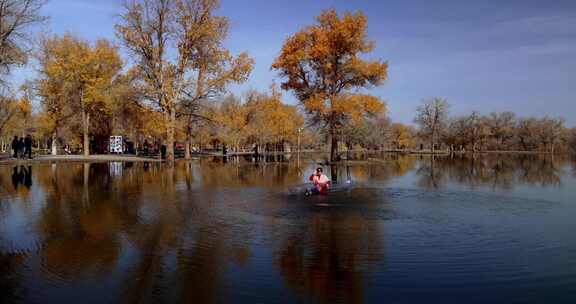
[1,154,575,303]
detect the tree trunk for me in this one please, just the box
[185,127,192,160]
[185,141,191,159]
[82,109,90,157]
[166,107,176,165]
[330,127,338,162]
[51,131,58,155]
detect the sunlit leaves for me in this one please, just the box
[39,34,122,113]
[116,0,253,162]
[272,9,387,160]
[390,123,416,149]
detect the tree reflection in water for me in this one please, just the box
[0,154,573,303]
[415,154,567,190]
[274,209,386,303]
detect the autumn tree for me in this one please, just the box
[365,114,391,150]
[0,87,31,137]
[36,49,77,155]
[37,34,122,156]
[515,117,539,151]
[486,112,516,150]
[340,118,371,152]
[0,93,18,135]
[176,0,253,159]
[116,0,253,164]
[535,117,565,154]
[569,128,576,154]
[0,0,47,84]
[443,112,488,152]
[244,87,304,152]
[213,94,248,150]
[464,111,490,152]
[390,123,415,150]
[415,97,449,153]
[272,9,387,162]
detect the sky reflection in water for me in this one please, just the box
[1,154,575,303]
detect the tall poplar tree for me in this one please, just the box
[272,9,387,162]
[116,0,253,164]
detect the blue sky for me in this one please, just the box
[11,0,576,125]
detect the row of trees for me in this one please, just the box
[0,0,44,143]
[0,0,574,162]
[2,1,388,163]
[323,97,576,156]
[414,97,575,154]
[211,89,305,152]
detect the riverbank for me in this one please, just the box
[0,154,161,165]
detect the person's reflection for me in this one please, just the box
[10,166,31,190]
[11,166,19,190]
[23,166,32,189]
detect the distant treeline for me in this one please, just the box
[422,97,575,154]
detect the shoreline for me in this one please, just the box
[0,154,162,165]
[1,149,571,165]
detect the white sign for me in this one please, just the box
[109,136,123,154]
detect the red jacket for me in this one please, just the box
[309,174,331,194]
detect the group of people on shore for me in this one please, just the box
[11,135,33,159]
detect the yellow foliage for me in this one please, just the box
[38,34,122,124]
[390,123,416,149]
[245,89,304,144]
[116,0,253,161]
[272,9,387,159]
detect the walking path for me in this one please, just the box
[0,154,161,165]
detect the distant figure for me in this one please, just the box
[24,134,32,159]
[18,137,25,159]
[11,136,18,158]
[161,144,166,159]
[143,139,149,156]
[305,167,331,196]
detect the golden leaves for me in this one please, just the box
[116,1,253,159]
[40,34,122,110]
[207,89,304,146]
[272,9,387,151]
[303,93,385,125]
[391,123,416,149]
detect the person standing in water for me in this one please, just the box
[306,167,331,196]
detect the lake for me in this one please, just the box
[1,154,575,303]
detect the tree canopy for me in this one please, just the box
[272,9,387,161]
[115,0,253,163]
